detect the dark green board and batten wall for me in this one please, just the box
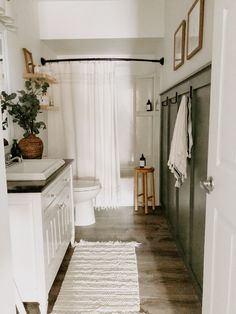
[160,63,211,297]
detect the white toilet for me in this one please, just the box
[73,178,101,226]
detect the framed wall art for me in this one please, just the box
[173,20,186,71]
[23,48,34,73]
[186,0,204,59]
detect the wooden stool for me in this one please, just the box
[134,166,155,214]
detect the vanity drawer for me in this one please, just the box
[42,168,71,210]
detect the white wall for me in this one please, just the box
[4,0,46,144]
[6,0,41,91]
[161,0,214,91]
[38,0,165,40]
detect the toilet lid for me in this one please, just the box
[73,179,101,192]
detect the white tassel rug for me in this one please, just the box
[51,240,143,314]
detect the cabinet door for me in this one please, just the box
[44,200,59,291]
[167,103,178,233]
[44,205,56,268]
[178,162,191,258]
[59,186,72,247]
[190,85,210,289]
[160,105,169,212]
[44,185,72,292]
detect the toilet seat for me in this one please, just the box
[73,179,101,192]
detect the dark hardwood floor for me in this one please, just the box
[25,207,202,314]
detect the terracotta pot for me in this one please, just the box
[18,134,43,159]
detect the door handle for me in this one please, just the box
[200,176,214,194]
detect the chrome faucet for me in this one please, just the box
[5,154,23,167]
[9,156,22,163]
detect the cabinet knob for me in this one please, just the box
[200,176,214,194]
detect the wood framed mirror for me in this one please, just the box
[174,20,186,71]
[23,48,34,73]
[186,0,204,60]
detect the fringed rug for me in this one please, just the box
[51,240,143,314]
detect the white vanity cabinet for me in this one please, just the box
[8,164,74,314]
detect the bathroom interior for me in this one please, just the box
[0,0,223,313]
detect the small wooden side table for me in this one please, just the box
[134,166,155,214]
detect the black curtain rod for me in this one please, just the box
[40,57,164,66]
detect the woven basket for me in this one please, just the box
[18,134,43,159]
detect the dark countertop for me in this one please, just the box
[7,159,74,193]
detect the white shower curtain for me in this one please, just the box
[47,61,120,209]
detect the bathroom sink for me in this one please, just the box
[6,159,65,181]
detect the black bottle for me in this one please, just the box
[139,154,146,168]
[3,138,8,146]
[146,99,152,111]
[11,139,21,159]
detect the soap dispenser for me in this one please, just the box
[146,99,152,111]
[139,154,146,168]
[11,139,21,159]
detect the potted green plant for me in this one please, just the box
[1,79,49,158]
[1,99,9,146]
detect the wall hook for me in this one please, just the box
[169,92,178,104]
[162,96,169,106]
[190,86,193,99]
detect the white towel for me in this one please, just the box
[167,95,193,187]
[187,96,193,158]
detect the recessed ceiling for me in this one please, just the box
[39,0,122,1]
[41,38,163,57]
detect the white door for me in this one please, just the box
[202,1,236,313]
[0,111,15,312]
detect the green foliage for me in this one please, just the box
[1,100,8,130]
[1,79,49,137]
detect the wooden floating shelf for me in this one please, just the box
[23,73,58,84]
[40,105,59,111]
